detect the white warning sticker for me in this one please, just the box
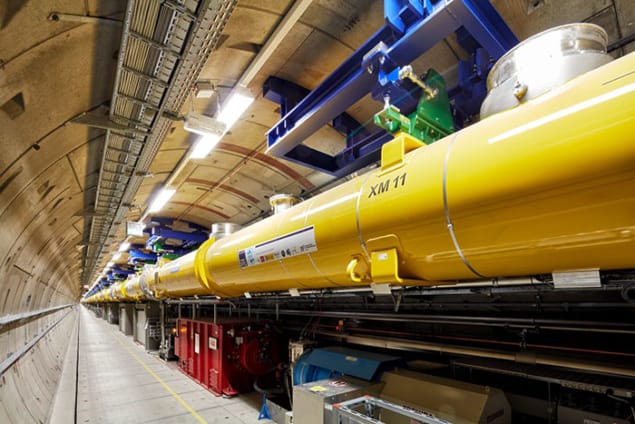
[238,226,317,268]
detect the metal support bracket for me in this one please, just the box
[121,66,169,88]
[48,12,123,26]
[371,248,403,284]
[379,132,424,171]
[128,31,183,57]
[68,113,148,136]
[115,93,161,111]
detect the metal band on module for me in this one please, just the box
[442,133,487,279]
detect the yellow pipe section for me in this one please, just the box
[120,279,131,300]
[108,285,120,302]
[197,51,635,297]
[124,274,145,301]
[113,281,126,301]
[83,276,145,303]
[91,52,635,300]
[150,251,207,298]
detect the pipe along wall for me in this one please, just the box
[84,51,635,303]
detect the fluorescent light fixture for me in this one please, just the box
[184,112,226,137]
[189,133,222,159]
[113,252,122,261]
[148,188,176,213]
[119,241,131,252]
[106,262,114,268]
[217,92,254,129]
[194,80,215,98]
[126,221,145,237]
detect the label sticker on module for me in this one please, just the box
[238,226,317,268]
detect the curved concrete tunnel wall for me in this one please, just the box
[0,309,77,422]
[0,1,125,421]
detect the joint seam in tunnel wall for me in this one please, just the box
[0,119,106,209]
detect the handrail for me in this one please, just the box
[0,307,75,376]
[0,304,74,327]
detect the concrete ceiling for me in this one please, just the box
[1,0,633,310]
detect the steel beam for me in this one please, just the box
[148,227,208,244]
[266,24,394,156]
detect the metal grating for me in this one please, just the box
[332,396,451,424]
[81,0,238,289]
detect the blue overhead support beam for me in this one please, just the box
[128,247,157,264]
[265,0,517,177]
[148,227,207,244]
[111,267,136,279]
[264,76,379,175]
[145,217,209,253]
[148,217,208,233]
[266,25,395,171]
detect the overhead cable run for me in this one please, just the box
[81,0,237,288]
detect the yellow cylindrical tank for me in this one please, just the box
[108,285,119,302]
[114,282,125,301]
[195,52,635,297]
[124,275,145,301]
[120,279,130,300]
[151,251,207,298]
[108,286,115,302]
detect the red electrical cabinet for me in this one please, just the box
[174,318,281,396]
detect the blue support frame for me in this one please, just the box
[111,267,136,279]
[144,217,209,253]
[149,227,207,244]
[148,216,208,233]
[266,24,395,156]
[128,248,157,264]
[265,76,381,174]
[265,0,517,176]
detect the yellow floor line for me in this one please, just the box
[111,333,207,424]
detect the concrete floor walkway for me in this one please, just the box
[51,306,273,424]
